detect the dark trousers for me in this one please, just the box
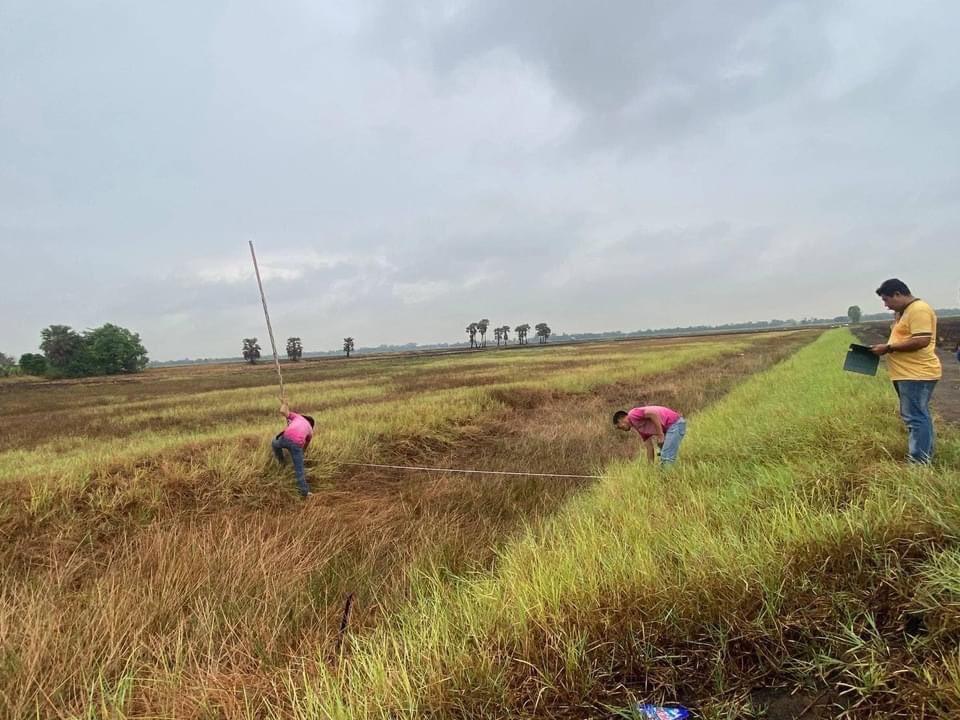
[272,435,309,496]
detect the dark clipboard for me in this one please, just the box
[843,343,879,376]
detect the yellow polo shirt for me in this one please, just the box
[886,299,941,381]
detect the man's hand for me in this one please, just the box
[871,336,931,356]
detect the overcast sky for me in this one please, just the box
[2,1,958,361]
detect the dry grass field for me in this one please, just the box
[2,328,958,718]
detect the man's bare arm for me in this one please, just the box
[646,411,665,442]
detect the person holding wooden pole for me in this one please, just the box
[273,401,314,498]
[249,240,316,498]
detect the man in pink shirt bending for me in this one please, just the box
[613,405,687,466]
[273,399,315,498]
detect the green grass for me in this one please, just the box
[290,330,960,718]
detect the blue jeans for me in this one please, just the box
[272,434,310,496]
[893,380,937,464]
[660,418,686,465]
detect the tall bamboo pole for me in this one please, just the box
[248,241,285,399]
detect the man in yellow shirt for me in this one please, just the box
[870,278,941,464]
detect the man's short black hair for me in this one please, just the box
[876,278,911,297]
[303,415,315,428]
[612,410,628,426]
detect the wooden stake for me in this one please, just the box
[335,592,355,658]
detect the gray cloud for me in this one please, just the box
[1,1,958,360]
[377,1,835,148]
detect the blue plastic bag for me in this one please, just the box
[636,704,690,720]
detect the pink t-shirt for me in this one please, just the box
[627,406,681,440]
[283,412,313,447]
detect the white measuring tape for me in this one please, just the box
[340,462,602,480]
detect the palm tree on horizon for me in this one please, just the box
[242,338,261,364]
[286,337,303,361]
[478,319,490,347]
[535,323,552,344]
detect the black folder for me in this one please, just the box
[843,343,879,376]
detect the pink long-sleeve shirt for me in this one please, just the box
[627,406,682,440]
[283,412,313,447]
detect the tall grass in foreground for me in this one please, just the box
[294,330,960,718]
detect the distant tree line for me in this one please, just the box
[465,320,549,348]
[7,324,149,379]
[240,336,357,363]
[142,304,960,370]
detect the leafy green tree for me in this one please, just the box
[19,353,47,376]
[847,305,862,324]
[477,319,489,347]
[514,323,530,345]
[343,337,355,358]
[499,325,511,344]
[40,325,84,373]
[38,323,147,377]
[0,352,14,377]
[466,323,478,348]
[243,338,261,364]
[493,327,502,346]
[83,324,149,374]
[286,337,303,361]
